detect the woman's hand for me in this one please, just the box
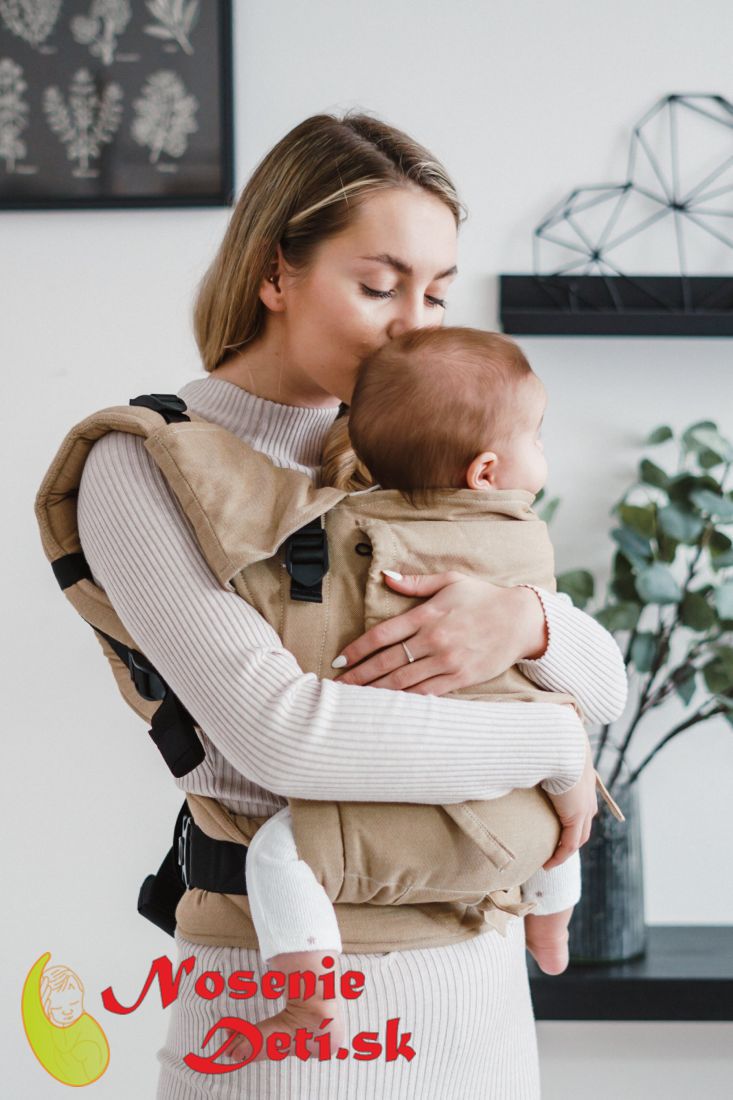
[542,733,598,869]
[332,571,548,695]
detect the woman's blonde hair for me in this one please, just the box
[192,110,466,488]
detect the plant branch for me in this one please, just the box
[594,617,638,769]
[606,523,714,791]
[626,702,727,785]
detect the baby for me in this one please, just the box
[226,327,598,1062]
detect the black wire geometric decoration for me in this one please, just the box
[500,94,733,335]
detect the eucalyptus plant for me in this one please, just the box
[537,420,733,799]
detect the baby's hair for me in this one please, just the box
[347,327,535,505]
[41,965,84,1019]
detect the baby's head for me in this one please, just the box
[348,326,547,505]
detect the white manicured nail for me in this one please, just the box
[382,569,403,581]
[331,655,348,669]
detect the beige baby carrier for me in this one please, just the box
[35,393,618,955]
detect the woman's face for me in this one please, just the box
[270,186,459,405]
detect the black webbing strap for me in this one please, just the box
[176,807,248,895]
[137,800,249,937]
[51,551,205,777]
[52,552,93,589]
[283,516,329,603]
[129,393,190,423]
[137,801,188,937]
[92,621,205,778]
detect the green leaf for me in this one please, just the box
[657,504,705,544]
[710,530,732,556]
[680,591,716,631]
[630,631,658,672]
[610,551,639,602]
[703,650,733,694]
[681,420,717,453]
[686,426,733,462]
[611,527,654,570]
[595,602,642,632]
[668,473,720,506]
[619,503,656,538]
[713,584,733,621]
[656,529,679,563]
[676,673,697,706]
[714,646,733,671]
[699,448,725,470]
[557,569,594,608]
[712,550,733,571]
[690,489,733,522]
[639,458,669,489]
[710,531,733,570]
[635,562,683,604]
[646,425,673,445]
[537,496,560,524]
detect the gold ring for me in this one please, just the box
[401,641,416,664]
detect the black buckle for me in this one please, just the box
[127,649,166,701]
[284,518,329,603]
[176,812,193,889]
[129,394,189,424]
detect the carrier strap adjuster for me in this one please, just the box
[175,808,247,895]
[284,517,329,603]
[126,648,166,702]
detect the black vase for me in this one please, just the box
[568,768,647,964]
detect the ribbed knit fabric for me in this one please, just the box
[76,373,629,1099]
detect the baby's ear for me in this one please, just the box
[466,451,498,489]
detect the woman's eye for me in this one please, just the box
[361,284,394,300]
[360,284,447,309]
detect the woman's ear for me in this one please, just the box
[258,243,286,312]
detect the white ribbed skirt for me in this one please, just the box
[156,918,540,1099]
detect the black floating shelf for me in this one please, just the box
[528,924,733,1021]
[500,275,733,336]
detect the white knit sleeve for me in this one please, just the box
[516,585,629,727]
[76,432,587,803]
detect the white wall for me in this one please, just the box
[4,1,732,1096]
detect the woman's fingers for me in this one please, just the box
[542,808,596,870]
[366,652,450,692]
[335,637,425,689]
[542,824,581,870]
[332,571,465,685]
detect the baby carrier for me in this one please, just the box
[35,392,621,954]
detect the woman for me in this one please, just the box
[77,111,627,1099]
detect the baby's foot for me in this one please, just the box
[524,908,573,975]
[219,949,345,1065]
[222,995,345,1064]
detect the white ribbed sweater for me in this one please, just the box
[76,374,628,910]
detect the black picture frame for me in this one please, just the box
[0,0,234,210]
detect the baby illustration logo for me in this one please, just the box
[21,952,110,1086]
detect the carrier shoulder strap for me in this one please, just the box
[36,392,334,777]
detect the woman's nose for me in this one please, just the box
[386,295,435,339]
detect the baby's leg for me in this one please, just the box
[522,850,581,974]
[225,806,344,1062]
[524,907,574,974]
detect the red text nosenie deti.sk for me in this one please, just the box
[100,954,417,1071]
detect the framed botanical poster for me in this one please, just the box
[0,0,234,209]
